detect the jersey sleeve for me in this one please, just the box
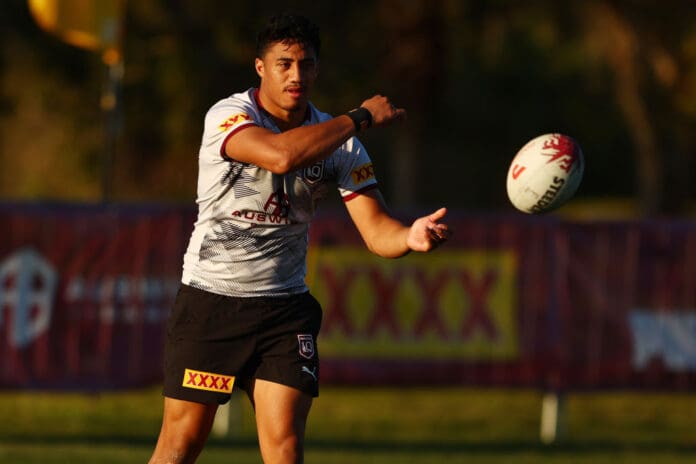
[200,97,258,161]
[335,136,379,201]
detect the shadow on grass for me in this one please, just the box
[4,435,696,456]
[300,440,696,456]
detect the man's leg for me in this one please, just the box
[251,379,313,464]
[148,397,218,464]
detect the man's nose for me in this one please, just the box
[289,63,303,81]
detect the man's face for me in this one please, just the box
[255,40,318,116]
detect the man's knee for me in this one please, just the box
[280,434,303,459]
[158,424,209,458]
[149,398,218,464]
[261,433,303,464]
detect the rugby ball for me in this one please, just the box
[506,133,584,214]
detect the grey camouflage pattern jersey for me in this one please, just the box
[181,88,378,297]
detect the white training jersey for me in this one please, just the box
[182,88,378,297]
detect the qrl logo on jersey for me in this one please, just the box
[182,368,235,393]
[303,161,324,185]
[297,334,315,359]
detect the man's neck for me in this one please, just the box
[273,112,304,132]
[256,89,308,132]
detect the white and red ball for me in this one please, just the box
[506,133,584,214]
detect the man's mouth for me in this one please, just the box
[286,86,306,97]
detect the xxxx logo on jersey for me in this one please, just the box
[182,368,235,393]
[218,113,251,132]
[351,162,375,184]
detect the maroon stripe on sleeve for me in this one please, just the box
[342,183,379,202]
[219,123,257,159]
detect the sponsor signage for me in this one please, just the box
[183,368,235,393]
[0,204,190,389]
[307,247,518,359]
[1,204,695,391]
[351,163,375,184]
[218,113,251,131]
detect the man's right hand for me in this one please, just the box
[359,95,407,128]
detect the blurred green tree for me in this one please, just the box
[1,0,694,216]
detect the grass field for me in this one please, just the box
[1,386,695,463]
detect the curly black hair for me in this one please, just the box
[256,14,321,59]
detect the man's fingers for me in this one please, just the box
[427,207,448,223]
[428,224,450,241]
[361,95,407,126]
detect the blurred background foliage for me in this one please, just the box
[1,0,695,217]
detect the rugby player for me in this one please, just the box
[148,13,450,464]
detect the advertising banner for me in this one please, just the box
[1,204,694,390]
[0,204,191,389]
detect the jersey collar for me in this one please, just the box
[253,88,313,126]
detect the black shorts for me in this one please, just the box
[163,284,322,404]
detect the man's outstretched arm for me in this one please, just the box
[345,189,451,258]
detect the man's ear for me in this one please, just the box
[255,58,264,78]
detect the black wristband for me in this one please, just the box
[346,107,373,132]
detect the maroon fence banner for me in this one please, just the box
[0,203,194,390]
[1,203,695,391]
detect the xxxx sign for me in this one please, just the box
[306,247,519,360]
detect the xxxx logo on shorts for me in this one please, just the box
[351,162,374,184]
[182,368,235,393]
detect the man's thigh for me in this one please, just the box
[163,285,260,404]
[251,379,313,462]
